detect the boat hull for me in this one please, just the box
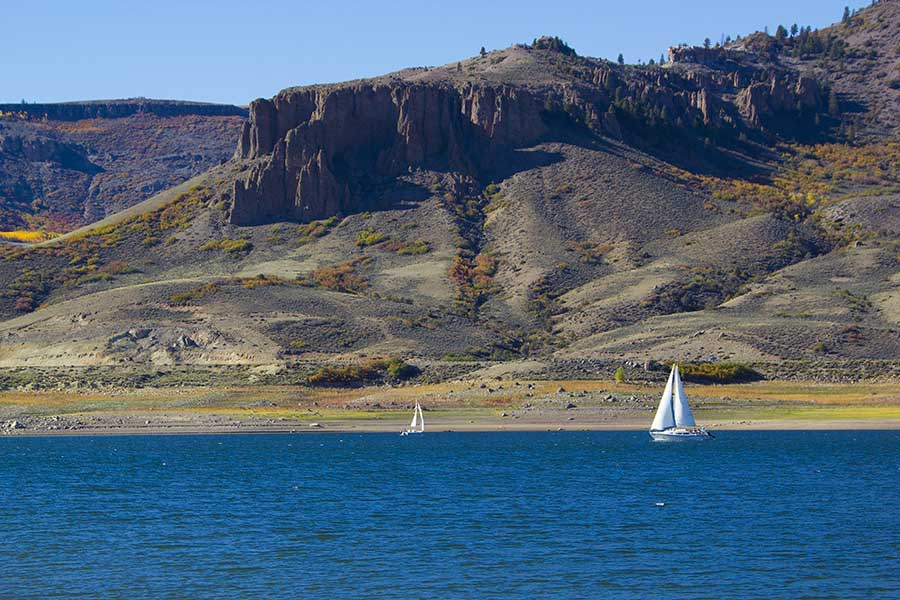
[650,428,712,441]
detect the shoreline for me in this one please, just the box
[4,416,899,438]
[2,378,899,437]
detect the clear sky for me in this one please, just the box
[4,0,872,106]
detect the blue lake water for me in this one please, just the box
[1,431,898,598]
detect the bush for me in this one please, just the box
[355,229,385,247]
[308,364,380,386]
[169,283,220,305]
[304,259,369,293]
[200,238,252,253]
[14,296,35,312]
[296,216,337,245]
[381,239,431,255]
[307,357,419,386]
[677,362,761,383]
[384,357,419,380]
[238,274,287,289]
[614,367,626,382]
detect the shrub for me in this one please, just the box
[200,238,253,253]
[384,357,419,380]
[614,367,626,382]
[355,229,385,247]
[14,296,35,312]
[307,357,419,386]
[169,283,220,305]
[238,274,287,289]
[304,258,369,293]
[381,239,431,255]
[296,216,337,245]
[677,362,761,383]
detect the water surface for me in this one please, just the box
[2,431,898,598]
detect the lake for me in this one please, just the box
[1,431,898,598]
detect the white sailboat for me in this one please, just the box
[649,364,712,441]
[401,401,425,435]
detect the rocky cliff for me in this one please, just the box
[230,83,549,224]
[229,40,827,225]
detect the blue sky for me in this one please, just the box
[4,0,871,106]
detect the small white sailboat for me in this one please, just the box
[401,401,425,435]
[649,364,712,441]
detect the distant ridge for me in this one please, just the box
[0,98,247,121]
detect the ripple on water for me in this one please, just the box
[0,431,897,598]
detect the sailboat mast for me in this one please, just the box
[670,364,676,417]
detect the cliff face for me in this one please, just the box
[229,43,829,225]
[230,83,548,224]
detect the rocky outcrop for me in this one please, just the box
[736,76,822,126]
[230,44,829,225]
[230,83,549,224]
[0,134,97,172]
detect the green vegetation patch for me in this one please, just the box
[355,229,385,247]
[199,238,253,253]
[307,357,419,387]
[677,362,761,384]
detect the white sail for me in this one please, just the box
[672,365,696,427]
[650,367,677,431]
[417,404,425,433]
[410,403,419,429]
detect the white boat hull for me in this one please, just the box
[650,428,713,441]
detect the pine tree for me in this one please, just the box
[790,23,799,37]
[776,25,788,41]
[659,53,665,65]
[842,6,850,22]
[617,53,624,65]
[703,37,711,49]
[479,46,487,57]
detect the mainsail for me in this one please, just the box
[672,366,696,427]
[650,367,677,431]
[410,403,419,429]
[416,403,425,433]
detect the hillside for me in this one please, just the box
[0,2,897,384]
[0,99,246,232]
